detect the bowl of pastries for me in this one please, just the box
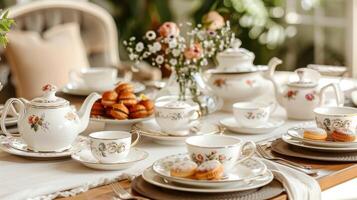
[90,82,154,124]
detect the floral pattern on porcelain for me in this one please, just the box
[305,91,317,101]
[191,151,232,165]
[155,111,184,120]
[284,90,298,100]
[91,141,127,157]
[28,114,49,132]
[65,112,79,122]
[213,78,227,88]
[245,79,256,87]
[316,117,352,133]
[244,111,268,120]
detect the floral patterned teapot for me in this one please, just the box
[267,62,344,120]
[0,84,101,152]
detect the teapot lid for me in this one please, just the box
[218,39,255,59]
[30,84,69,108]
[288,68,320,88]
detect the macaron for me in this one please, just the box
[331,128,356,142]
[139,99,154,116]
[303,128,327,140]
[118,91,137,106]
[115,82,134,94]
[90,100,105,116]
[110,103,129,120]
[129,104,147,119]
[101,91,118,107]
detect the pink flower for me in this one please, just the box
[305,93,315,101]
[203,11,225,30]
[184,43,202,59]
[158,22,180,38]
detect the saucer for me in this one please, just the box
[287,127,357,148]
[90,115,153,125]
[220,117,284,134]
[132,119,222,145]
[142,167,273,193]
[71,147,148,170]
[152,154,267,188]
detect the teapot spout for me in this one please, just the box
[264,57,284,105]
[77,92,101,133]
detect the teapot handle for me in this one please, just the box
[0,98,25,137]
[319,83,344,107]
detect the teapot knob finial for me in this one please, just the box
[42,84,57,101]
[297,70,305,82]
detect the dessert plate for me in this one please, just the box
[287,128,357,148]
[71,147,148,170]
[132,120,222,145]
[152,154,267,187]
[282,133,357,152]
[90,115,153,125]
[62,79,145,96]
[220,117,284,134]
[143,167,273,193]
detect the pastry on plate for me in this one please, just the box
[139,99,154,116]
[195,160,224,180]
[331,128,356,142]
[110,103,129,120]
[303,128,327,140]
[115,82,134,94]
[129,104,147,119]
[118,91,137,106]
[170,160,198,178]
[101,91,118,107]
[91,100,105,116]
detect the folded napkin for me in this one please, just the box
[263,159,321,200]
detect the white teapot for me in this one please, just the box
[0,84,101,152]
[267,61,344,120]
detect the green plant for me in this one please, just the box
[0,10,14,46]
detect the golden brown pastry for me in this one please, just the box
[129,104,147,119]
[170,160,197,178]
[118,91,137,106]
[331,128,356,142]
[303,128,327,140]
[90,100,105,116]
[195,160,224,180]
[110,103,129,120]
[139,99,154,116]
[101,91,118,107]
[115,82,134,94]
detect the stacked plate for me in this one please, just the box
[0,105,19,135]
[141,154,274,193]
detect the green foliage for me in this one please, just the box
[0,10,14,47]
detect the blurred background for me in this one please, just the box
[0,0,352,102]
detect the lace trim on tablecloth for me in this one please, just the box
[29,173,136,200]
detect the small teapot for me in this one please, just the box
[267,59,344,120]
[0,84,101,152]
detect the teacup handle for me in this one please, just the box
[234,141,256,165]
[0,98,25,137]
[130,128,141,147]
[189,109,201,122]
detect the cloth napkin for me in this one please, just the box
[262,159,321,200]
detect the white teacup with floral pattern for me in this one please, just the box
[89,131,140,163]
[185,135,256,171]
[233,102,275,128]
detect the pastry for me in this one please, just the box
[91,100,105,116]
[129,104,147,119]
[195,160,224,180]
[118,91,137,106]
[139,99,154,116]
[101,91,118,107]
[115,82,134,94]
[303,128,327,140]
[110,103,129,120]
[170,160,198,178]
[331,128,356,142]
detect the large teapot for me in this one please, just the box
[0,84,101,152]
[267,62,344,120]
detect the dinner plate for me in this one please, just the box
[142,167,273,193]
[220,117,284,134]
[152,154,267,187]
[132,119,222,145]
[282,133,357,152]
[90,115,153,125]
[71,147,148,170]
[62,79,145,96]
[287,127,357,148]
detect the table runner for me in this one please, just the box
[0,109,313,199]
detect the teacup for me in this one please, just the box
[314,106,357,134]
[233,102,274,128]
[70,67,118,91]
[89,131,139,163]
[154,100,200,135]
[185,135,256,171]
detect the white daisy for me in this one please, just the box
[129,37,135,41]
[129,53,138,60]
[153,42,161,51]
[155,55,164,65]
[172,49,181,57]
[142,52,150,58]
[135,42,144,52]
[169,59,177,66]
[145,31,156,40]
[168,40,177,49]
[200,59,208,66]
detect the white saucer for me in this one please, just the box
[62,79,145,96]
[220,117,284,134]
[71,147,148,170]
[287,127,357,148]
[152,154,267,188]
[142,167,273,193]
[282,133,357,152]
[132,119,222,145]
